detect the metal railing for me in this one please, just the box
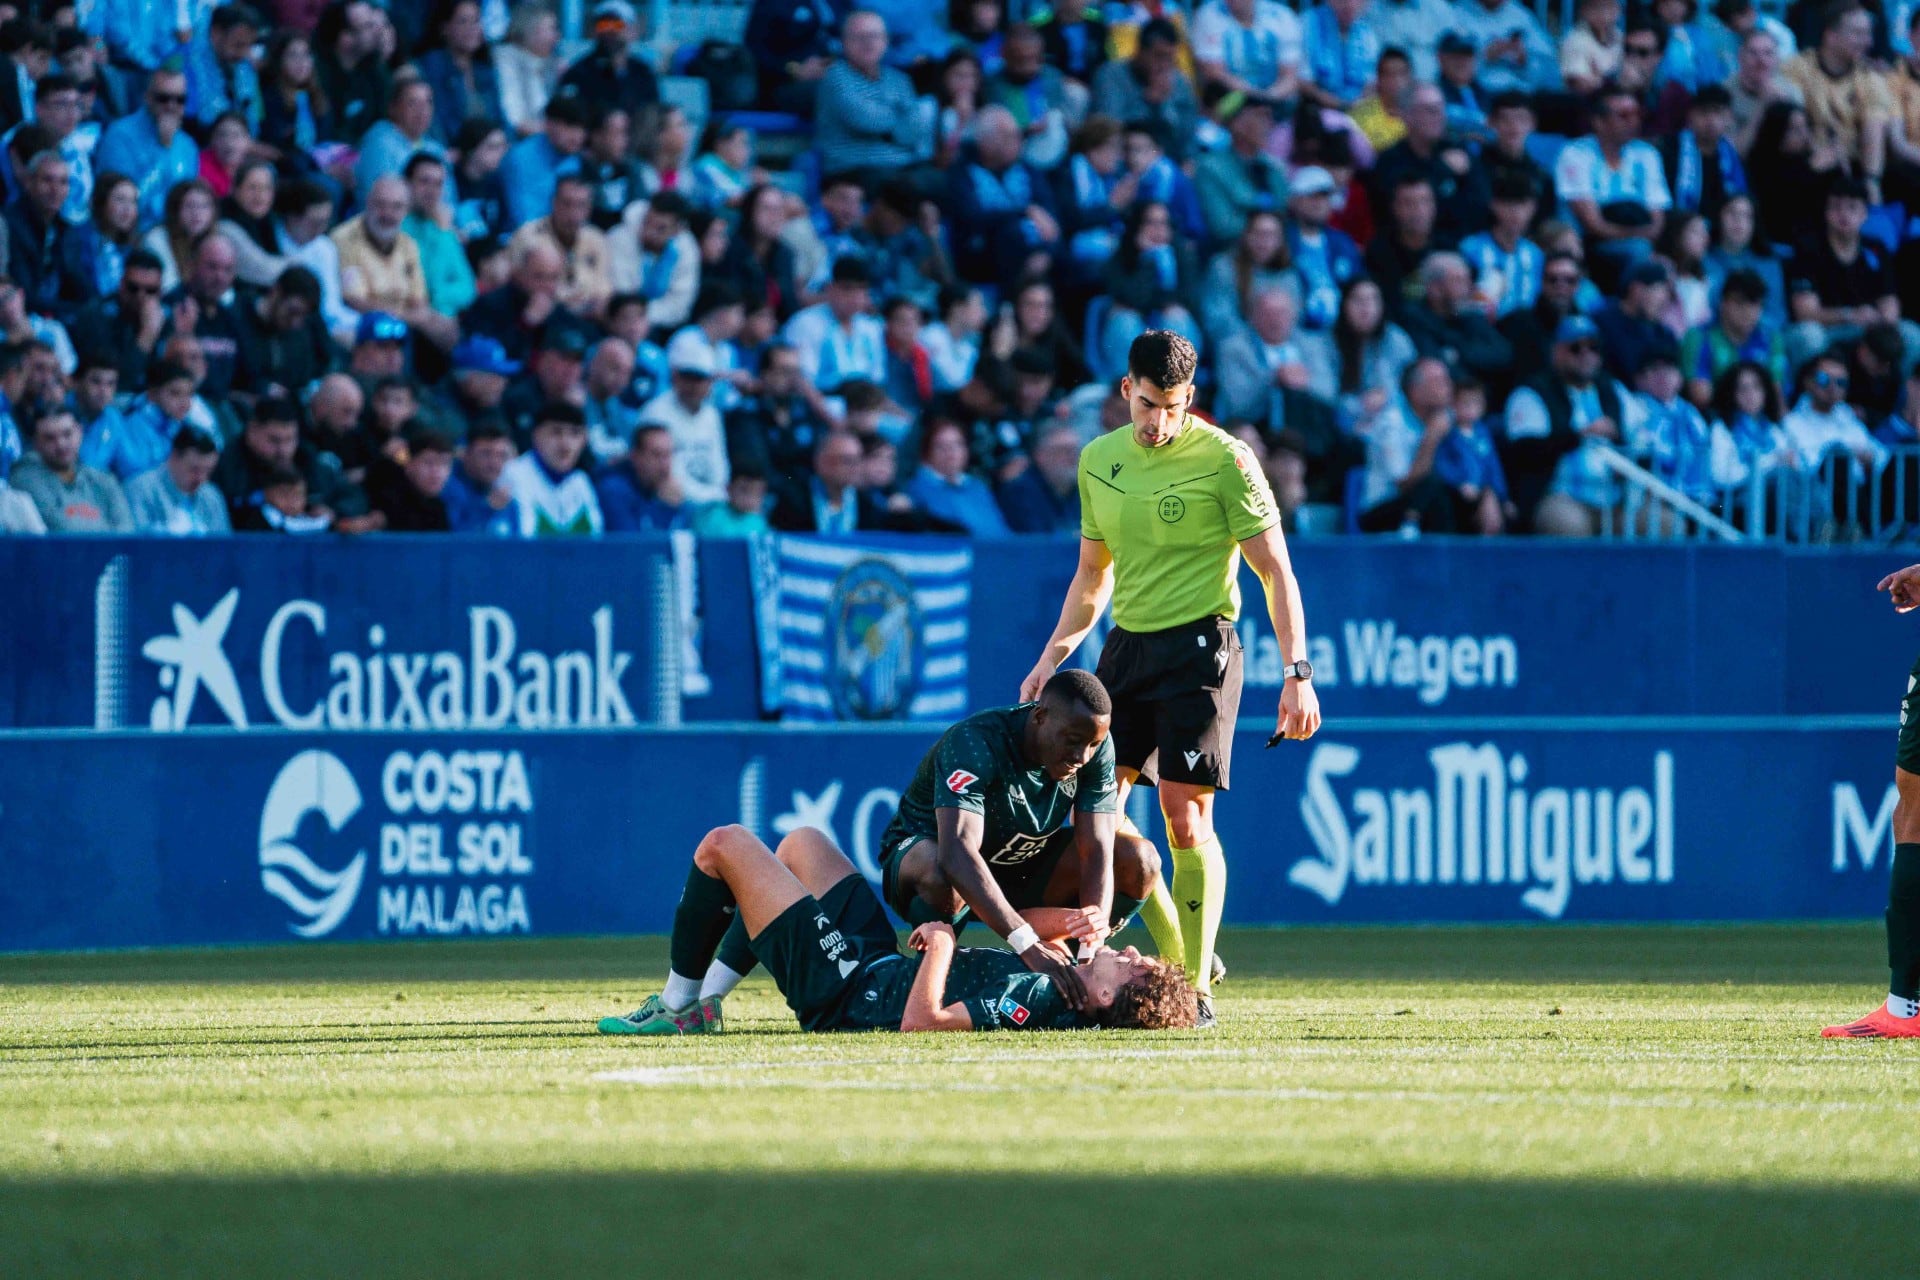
[1595,444,1920,546]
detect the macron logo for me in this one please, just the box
[1183,750,1202,769]
[141,589,248,731]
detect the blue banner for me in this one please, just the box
[0,723,1897,951]
[747,533,973,721]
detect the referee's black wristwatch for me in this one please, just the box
[1283,660,1313,682]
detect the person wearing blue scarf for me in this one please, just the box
[947,106,1062,287]
[1659,85,1748,218]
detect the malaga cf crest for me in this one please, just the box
[828,560,922,720]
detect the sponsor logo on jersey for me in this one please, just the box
[999,996,1030,1025]
[945,769,979,794]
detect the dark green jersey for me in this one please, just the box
[836,947,1087,1031]
[882,703,1117,870]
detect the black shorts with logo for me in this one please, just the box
[749,874,900,1031]
[1899,652,1920,775]
[878,826,1078,922]
[1095,614,1243,789]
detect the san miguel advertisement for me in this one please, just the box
[0,726,1897,951]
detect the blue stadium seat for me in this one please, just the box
[1863,202,1907,253]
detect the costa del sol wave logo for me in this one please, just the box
[259,750,367,937]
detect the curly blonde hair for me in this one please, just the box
[1098,957,1199,1030]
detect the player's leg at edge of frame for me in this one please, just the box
[1825,764,1920,1038]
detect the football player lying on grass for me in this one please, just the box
[598,824,1198,1034]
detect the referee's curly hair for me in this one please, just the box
[1127,330,1199,390]
[1041,668,1112,716]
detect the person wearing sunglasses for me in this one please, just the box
[67,248,168,393]
[1500,314,1647,535]
[95,64,197,231]
[1782,352,1889,483]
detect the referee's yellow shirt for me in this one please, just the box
[1078,416,1281,633]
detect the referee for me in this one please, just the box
[1019,331,1320,1028]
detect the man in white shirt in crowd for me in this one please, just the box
[640,342,730,508]
[1555,85,1672,286]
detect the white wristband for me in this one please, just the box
[1005,924,1040,954]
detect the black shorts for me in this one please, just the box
[749,874,899,1031]
[1095,614,1243,789]
[878,827,1077,923]
[1899,652,1920,775]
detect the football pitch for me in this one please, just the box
[3,924,1917,1279]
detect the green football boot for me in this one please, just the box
[597,993,723,1036]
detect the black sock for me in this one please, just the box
[670,864,736,981]
[1889,843,1920,1000]
[1111,893,1144,935]
[715,912,758,978]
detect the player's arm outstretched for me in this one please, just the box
[1021,537,1115,701]
[900,923,973,1032]
[936,806,1088,1007]
[1240,523,1322,742]
[1881,564,1920,612]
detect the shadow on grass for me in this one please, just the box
[0,924,1887,990]
[0,1168,1911,1279]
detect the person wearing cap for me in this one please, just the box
[1500,314,1646,535]
[1284,165,1364,331]
[1191,0,1303,100]
[1596,259,1682,381]
[639,341,730,507]
[186,3,263,132]
[1195,93,1288,243]
[815,10,928,179]
[1373,83,1491,243]
[501,400,604,536]
[1301,0,1379,113]
[1437,33,1493,143]
[401,153,478,321]
[782,254,888,400]
[126,423,229,535]
[510,173,615,322]
[559,0,661,145]
[347,311,410,383]
[500,92,590,233]
[437,334,521,434]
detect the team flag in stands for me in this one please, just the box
[748,534,972,722]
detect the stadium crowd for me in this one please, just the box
[0,0,1915,538]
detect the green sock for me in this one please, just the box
[1889,843,1920,1000]
[1137,875,1185,964]
[1171,838,1227,995]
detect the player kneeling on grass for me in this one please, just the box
[597,824,1197,1034]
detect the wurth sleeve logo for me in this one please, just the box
[945,770,979,794]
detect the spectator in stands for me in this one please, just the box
[1284,167,1364,332]
[1502,315,1644,535]
[1562,0,1625,95]
[1705,195,1788,332]
[511,173,614,323]
[1480,93,1556,218]
[1729,26,1802,153]
[1556,87,1672,287]
[23,73,94,227]
[500,91,590,232]
[6,151,90,321]
[640,344,730,507]
[1301,0,1379,113]
[1298,275,1415,426]
[440,419,520,534]
[1215,288,1311,431]
[1191,0,1305,99]
[1374,83,1489,242]
[125,426,229,535]
[967,346,1059,482]
[86,359,193,482]
[258,30,332,163]
[1787,175,1909,373]
[1782,3,1890,198]
[363,427,455,532]
[906,415,1009,535]
[1351,356,1457,533]
[1661,85,1748,222]
[1400,252,1515,387]
[1458,172,1544,320]
[1595,259,1682,383]
[767,429,872,532]
[816,10,927,181]
[216,160,288,289]
[1841,321,1907,422]
[1782,351,1888,486]
[1681,268,1787,406]
[783,255,887,396]
[727,341,827,500]
[1435,374,1514,534]
[1708,358,1799,488]
[215,394,375,531]
[415,1,501,145]
[72,356,129,474]
[560,0,660,144]
[720,184,802,322]
[96,64,197,229]
[238,267,337,399]
[1092,20,1199,162]
[1451,0,1559,96]
[985,26,1071,174]
[83,173,142,300]
[69,247,165,393]
[616,190,700,330]
[161,230,255,406]
[354,74,447,205]
[1101,201,1201,375]
[948,105,1061,288]
[463,243,578,366]
[577,335,639,464]
[316,0,392,144]
[12,406,131,532]
[1200,210,1297,346]
[335,176,457,348]
[278,180,357,344]
[636,104,692,199]
[1196,94,1288,245]
[304,371,366,476]
[996,422,1082,534]
[922,285,986,394]
[450,119,510,243]
[1746,103,1843,254]
[692,120,761,214]
[495,5,561,137]
[692,465,771,537]
[1366,176,1445,314]
[1349,48,1411,152]
[597,421,684,531]
[402,154,477,321]
[500,400,602,535]
[501,323,588,441]
[1633,348,1722,512]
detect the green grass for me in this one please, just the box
[3,925,1917,1279]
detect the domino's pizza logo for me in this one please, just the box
[999,996,1030,1025]
[945,769,979,794]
